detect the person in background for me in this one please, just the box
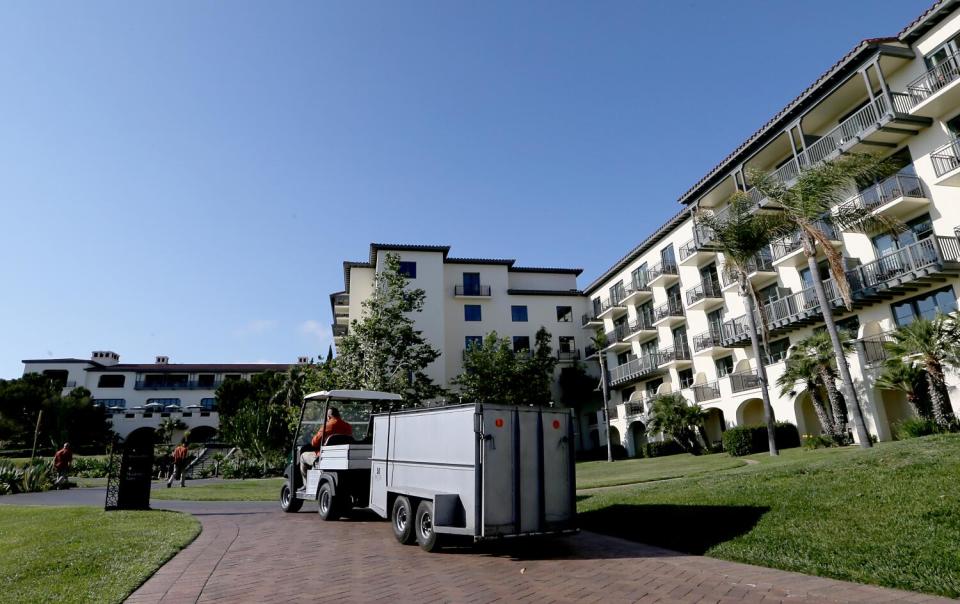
[167,441,190,488]
[299,407,352,482]
[53,442,73,487]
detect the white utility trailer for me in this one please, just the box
[281,391,577,552]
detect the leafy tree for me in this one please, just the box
[647,393,707,455]
[558,362,599,410]
[216,371,293,470]
[875,359,929,420]
[751,153,897,448]
[0,376,111,452]
[454,328,558,406]
[156,417,188,445]
[696,191,792,456]
[335,253,443,404]
[884,314,960,429]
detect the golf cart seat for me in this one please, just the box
[324,434,354,446]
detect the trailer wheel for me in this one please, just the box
[280,482,302,513]
[415,500,443,552]
[317,482,340,521]
[391,496,416,545]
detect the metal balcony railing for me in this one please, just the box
[693,382,721,402]
[745,157,801,204]
[798,96,889,168]
[584,344,598,358]
[653,297,685,322]
[625,401,645,417]
[332,294,349,306]
[608,354,664,386]
[861,331,894,365]
[931,138,960,177]
[454,284,492,296]
[135,380,223,391]
[333,324,348,337]
[604,323,632,347]
[679,239,699,261]
[907,51,960,103]
[658,343,691,365]
[770,219,839,261]
[721,250,775,288]
[557,350,581,361]
[730,370,761,393]
[692,329,724,352]
[648,261,679,282]
[597,296,626,315]
[581,313,601,327]
[837,172,924,213]
[685,279,723,306]
[629,312,656,334]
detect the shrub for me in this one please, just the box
[72,456,111,478]
[723,423,800,457]
[0,459,52,494]
[803,434,835,450]
[642,440,685,458]
[894,417,940,440]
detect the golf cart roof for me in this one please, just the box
[303,389,402,402]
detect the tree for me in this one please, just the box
[696,191,792,456]
[647,393,707,454]
[216,371,293,470]
[156,417,187,445]
[884,314,960,429]
[558,362,600,410]
[777,331,854,440]
[875,359,929,420]
[335,253,443,405]
[751,153,897,448]
[777,351,835,438]
[453,328,558,406]
[0,376,111,452]
[591,329,614,462]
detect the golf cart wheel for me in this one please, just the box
[415,500,443,552]
[317,482,340,521]
[391,496,416,545]
[280,482,302,513]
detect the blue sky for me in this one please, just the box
[0,0,931,378]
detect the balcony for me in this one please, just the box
[334,311,349,325]
[657,344,692,370]
[903,52,960,118]
[332,294,349,308]
[836,172,928,219]
[622,279,653,305]
[624,401,647,418]
[134,379,223,391]
[625,313,658,343]
[333,324,348,338]
[730,370,761,394]
[557,350,581,362]
[931,138,960,185]
[721,249,777,291]
[454,284,492,297]
[692,329,729,356]
[679,235,718,266]
[860,331,894,366]
[771,219,842,267]
[684,279,724,311]
[692,381,721,403]
[581,313,603,329]
[602,323,633,352]
[652,297,685,327]
[597,295,628,320]
[746,157,801,208]
[608,354,665,387]
[647,261,680,288]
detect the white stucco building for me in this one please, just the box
[578,0,960,455]
[21,353,294,441]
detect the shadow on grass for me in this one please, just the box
[578,504,770,555]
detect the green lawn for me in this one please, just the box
[576,453,745,489]
[151,477,285,501]
[578,434,960,597]
[0,506,199,603]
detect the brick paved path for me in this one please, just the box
[128,501,952,604]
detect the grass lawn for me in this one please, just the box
[0,506,199,603]
[5,455,108,468]
[577,434,960,597]
[151,477,285,501]
[576,453,745,489]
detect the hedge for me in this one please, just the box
[722,422,800,456]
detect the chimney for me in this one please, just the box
[91,351,120,366]
[297,356,310,364]
[155,355,169,365]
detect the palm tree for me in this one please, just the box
[591,329,614,462]
[750,153,897,449]
[647,393,707,454]
[777,331,853,439]
[777,349,835,438]
[875,359,927,419]
[696,191,792,455]
[884,314,960,428]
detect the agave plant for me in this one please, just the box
[20,461,53,493]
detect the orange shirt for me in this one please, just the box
[310,417,353,448]
[172,445,189,464]
[54,448,73,470]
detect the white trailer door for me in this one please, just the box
[480,406,517,536]
[542,410,575,529]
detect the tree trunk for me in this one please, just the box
[818,367,846,437]
[926,361,951,428]
[808,385,833,437]
[905,393,921,419]
[740,276,778,456]
[599,354,614,462]
[802,232,872,448]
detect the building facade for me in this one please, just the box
[330,243,602,447]
[21,352,294,441]
[580,0,960,455]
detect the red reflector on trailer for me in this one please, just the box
[552,420,561,429]
[495,418,504,428]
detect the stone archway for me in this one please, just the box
[125,426,158,446]
[879,390,915,437]
[794,392,823,436]
[187,425,218,444]
[737,398,765,426]
[703,408,725,446]
[628,421,646,457]
[609,426,622,448]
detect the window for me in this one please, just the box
[609,280,625,304]
[42,370,69,386]
[197,374,216,388]
[559,336,575,353]
[631,264,648,289]
[640,339,658,360]
[871,213,933,257]
[678,368,694,389]
[763,338,791,365]
[200,398,217,410]
[464,304,482,322]
[621,387,636,404]
[672,325,688,352]
[465,336,483,350]
[715,356,734,378]
[891,286,957,326]
[707,309,723,337]
[660,245,676,269]
[398,261,417,278]
[513,336,530,352]
[556,306,572,322]
[98,374,125,388]
[638,301,654,324]
[591,297,602,316]
[644,378,663,398]
[462,272,481,295]
[616,351,630,366]
[511,305,528,322]
[947,114,960,138]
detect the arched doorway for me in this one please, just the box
[124,427,158,447]
[628,421,646,457]
[703,408,725,446]
[608,426,622,447]
[737,398,765,426]
[879,389,915,437]
[587,428,599,450]
[188,425,217,444]
[794,392,823,436]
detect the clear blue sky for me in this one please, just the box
[0,0,932,378]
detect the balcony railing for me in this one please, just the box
[557,350,581,361]
[861,331,894,365]
[454,284,492,296]
[608,354,664,387]
[648,261,679,282]
[584,344,598,358]
[653,297,685,322]
[692,329,724,352]
[931,138,960,177]
[837,173,924,213]
[332,324,348,337]
[721,249,775,287]
[685,279,723,306]
[678,238,702,261]
[798,96,889,168]
[625,401,646,417]
[135,380,223,391]
[604,323,631,347]
[770,219,839,261]
[906,51,960,103]
[598,296,626,315]
[746,157,801,204]
[693,382,721,402]
[629,312,656,334]
[730,370,761,393]
[581,313,601,327]
[332,294,349,306]
[658,343,691,365]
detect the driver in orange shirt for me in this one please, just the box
[299,407,352,482]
